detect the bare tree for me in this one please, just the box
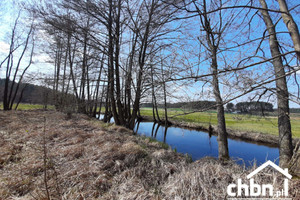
[2,12,35,110]
[259,0,293,167]
[185,0,233,161]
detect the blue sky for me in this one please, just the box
[0,0,299,108]
[166,0,300,108]
[0,0,54,83]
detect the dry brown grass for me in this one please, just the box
[161,158,300,200]
[0,110,299,200]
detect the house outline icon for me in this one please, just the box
[246,160,292,179]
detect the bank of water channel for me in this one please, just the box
[99,115,279,166]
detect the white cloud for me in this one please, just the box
[34,53,51,63]
[0,41,10,54]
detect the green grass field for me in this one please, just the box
[0,103,55,110]
[140,108,300,138]
[1,103,299,138]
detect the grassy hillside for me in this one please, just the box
[0,79,55,105]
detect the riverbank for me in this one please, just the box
[139,113,300,147]
[0,110,299,199]
[171,118,300,147]
[140,108,300,138]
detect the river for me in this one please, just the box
[98,115,279,166]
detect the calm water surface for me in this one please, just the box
[98,115,279,166]
[134,121,279,166]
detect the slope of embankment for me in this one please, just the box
[0,110,299,199]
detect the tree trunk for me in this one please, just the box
[108,0,120,125]
[161,60,168,126]
[259,0,293,168]
[97,83,106,119]
[78,24,89,114]
[211,49,229,161]
[199,0,229,161]
[55,44,62,110]
[129,69,143,129]
[129,0,155,129]
[150,63,157,121]
[115,0,125,125]
[15,84,28,110]
[277,0,300,61]
[93,55,104,117]
[103,83,110,123]
[69,41,79,100]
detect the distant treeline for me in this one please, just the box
[231,101,274,113]
[0,79,55,106]
[140,101,286,115]
[288,108,300,113]
[141,101,217,110]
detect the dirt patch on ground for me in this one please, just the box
[0,110,299,199]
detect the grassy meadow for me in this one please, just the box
[0,103,55,110]
[140,107,300,138]
[1,103,299,138]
